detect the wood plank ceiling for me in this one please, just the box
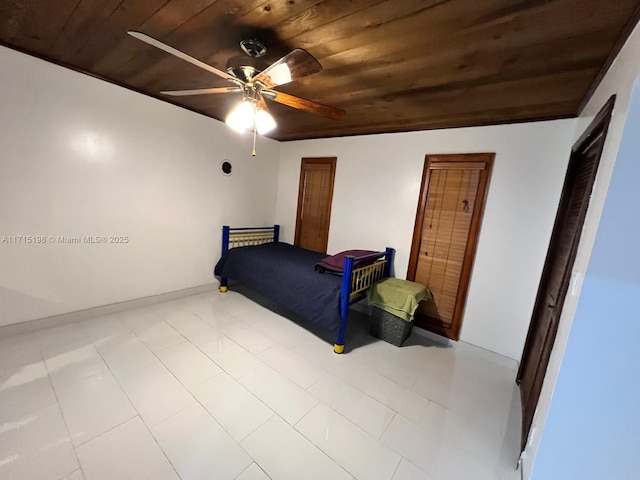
[1,0,638,141]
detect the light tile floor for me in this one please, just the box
[0,289,522,480]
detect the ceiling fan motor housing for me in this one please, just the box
[226,39,268,82]
[226,55,265,82]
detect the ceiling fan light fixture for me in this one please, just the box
[225,100,255,133]
[255,108,276,135]
[225,99,277,136]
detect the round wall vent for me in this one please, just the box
[220,160,233,176]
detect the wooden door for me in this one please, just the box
[294,157,336,253]
[517,97,615,452]
[407,154,494,340]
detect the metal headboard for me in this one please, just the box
[222,225,279,254]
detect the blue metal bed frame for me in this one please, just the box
[219,225,394,354]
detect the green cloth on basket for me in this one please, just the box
[367,278,430,322]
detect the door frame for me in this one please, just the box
[407,153,494,340]
[294,157,337,253]
[516,95,616,451]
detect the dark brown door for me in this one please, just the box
[517,96,615,452]
[294,157,336,253]
[407,153,493,340]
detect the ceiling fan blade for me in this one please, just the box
[264,90,345,120]
[253,49,321,89]
[160,87,242,96]
[128,31,238,82]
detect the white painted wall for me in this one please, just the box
[524,22,640,479]
[276,120,576,360]
[0,46,280,327]
[532,78,640,480]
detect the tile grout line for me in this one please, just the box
[290,341,431,415]
[15,294,516,480]
[380,411,398,448]
[8,297,304,479]
[376,412,435,478]
[233,461,272,480]
[128,297,473,478]
[196,301,354,479]
[186,369,278,445]
[144,300,275,477]
[309,351,456,429]
[400,457,430,479]
[293,400,404,479]
[234,411,275,444]
[128,310,190,354]
[307,372,399,440]
[85,320,184,479]
[256,413,355,480]
[37,338,87,480]
[389,455,402,480]
[281,402,357,480]
[121,303,244,479]
[72,415,138,448]
[303,370,328,392]
[202,337,265,381]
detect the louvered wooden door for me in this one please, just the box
[294,157,336,253]
[408,154,494,340]
[517,146,599,409]
[516,96,613,452]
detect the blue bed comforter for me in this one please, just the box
[214,242,343,332]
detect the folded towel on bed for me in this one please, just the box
[315,250,379,273]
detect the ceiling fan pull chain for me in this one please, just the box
[252,125,257,157]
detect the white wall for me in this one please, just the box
[0,46,280,327]
[531,78,640,480]
[524,22,640,478]
[276,120,576,360]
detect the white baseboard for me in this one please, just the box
[0,283,219,339]
[456,341,520,371]
[411,325,455,347]
[352,301,518,369]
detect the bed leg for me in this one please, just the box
[219,278,228,293]
[334,323,346,354]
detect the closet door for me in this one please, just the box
[516,96,613,452]
[294,157,336,253]
[408,154,494,340]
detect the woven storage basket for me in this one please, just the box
[370,306,413,347]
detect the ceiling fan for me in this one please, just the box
[128,31,345,154]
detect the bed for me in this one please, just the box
[214,225,394,353]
